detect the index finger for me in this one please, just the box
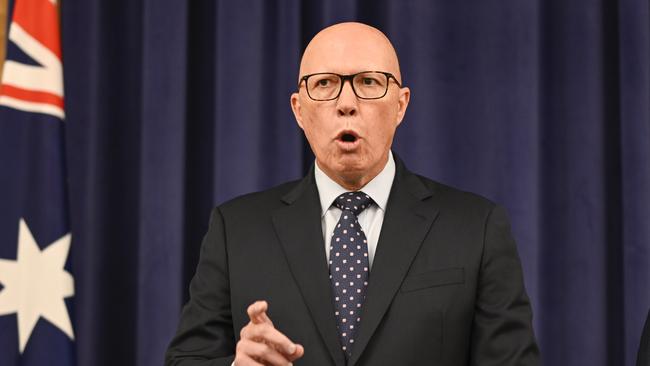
[246,300,273,325]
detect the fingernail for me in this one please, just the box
[287,344,296,354]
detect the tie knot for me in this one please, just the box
[334,191,373,215]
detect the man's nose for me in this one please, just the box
[336,80,358,117]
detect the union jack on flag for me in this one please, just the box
[0,0,76,364]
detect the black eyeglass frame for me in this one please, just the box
[298,71,403,101]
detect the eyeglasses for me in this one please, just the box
[298,71,402,101]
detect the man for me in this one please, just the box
[165,22,540,365]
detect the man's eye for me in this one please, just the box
[317,79,330,87]
[362,78,378,85]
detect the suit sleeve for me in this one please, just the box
[165,207,236,366]
[470,205,541,366]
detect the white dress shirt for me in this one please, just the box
[314,151,396,269]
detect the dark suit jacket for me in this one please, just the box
[165,157,540,365]
[639,309,650,366]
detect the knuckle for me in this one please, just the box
[256,323,269,337]
[235,339,247,354]
[257,343,271,357]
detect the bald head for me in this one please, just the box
[290,22,410,191]
[299,22,402,83]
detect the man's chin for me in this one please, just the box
[333,156,366,173]
[335,161,370,183]
[316,155,377,190]
[317,152,368,175]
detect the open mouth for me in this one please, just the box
[340,133,357,143]
[335,130,361,151]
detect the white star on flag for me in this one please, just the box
[0,218,75,353]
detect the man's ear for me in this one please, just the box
[395,87,410,127]
[290,93,305,130]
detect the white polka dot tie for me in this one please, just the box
[329,191,373,357]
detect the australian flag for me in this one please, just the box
[0,0,76,364]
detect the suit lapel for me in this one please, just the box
[348,160,440,366]
[272,172,347,366]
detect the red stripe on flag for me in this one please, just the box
[11,0,62,59]
[0,84,64,109]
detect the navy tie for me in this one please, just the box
[328,191,373,357]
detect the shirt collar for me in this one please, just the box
[314,151,396,217]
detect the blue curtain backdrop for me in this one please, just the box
[53,0,650,365]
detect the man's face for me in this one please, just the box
[290,23,410,190]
